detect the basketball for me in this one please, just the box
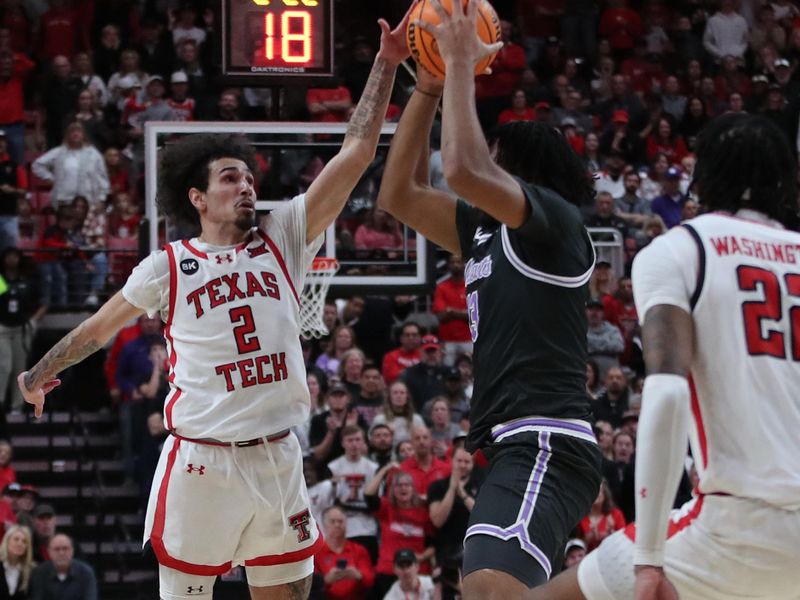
[406,0,501,80]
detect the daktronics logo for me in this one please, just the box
[250,66,306,73]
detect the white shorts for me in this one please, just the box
[578,495,800,600]
[144,432,322,600]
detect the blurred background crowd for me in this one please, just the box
[0,0,795,597]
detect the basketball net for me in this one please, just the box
[300,257,339,339]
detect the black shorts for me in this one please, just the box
[463,428,602,587]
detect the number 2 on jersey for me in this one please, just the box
[737,266,800,360]
[229,306,261,354]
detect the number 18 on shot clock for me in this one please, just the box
[221,0,334,82]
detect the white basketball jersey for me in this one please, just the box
[161,228,309,441]
[635,213,800,509]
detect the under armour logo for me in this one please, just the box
[215,253,233,264]
[187,464,205,475]
[288,509,311,542]
[639,487,647,499]
[187,585,204,594]
[247,244,269,258]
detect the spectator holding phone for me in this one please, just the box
[314,506,374,600]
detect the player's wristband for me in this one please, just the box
[415,86,442,99]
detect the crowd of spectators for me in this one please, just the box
[2,0,800,597]
[0,441,98,598]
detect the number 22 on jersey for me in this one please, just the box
[737,265,800,360]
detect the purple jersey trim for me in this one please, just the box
[491,418,595,440]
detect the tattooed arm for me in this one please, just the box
[18,291,144,417]
[304,11,411,241]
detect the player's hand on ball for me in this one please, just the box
[17,372,61,418]
[418,0,503,68]
[376,2,417,66]
[634,566,679,600]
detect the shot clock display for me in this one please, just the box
[221,0,334,80]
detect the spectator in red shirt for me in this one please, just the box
[104,319,141,405]
[400,425,450,501]
[0,485,17,542]
[497,89,535,125]
[620,40,650,95]
[0,442,16,493]
[714,54,751,102]
[364,468,435,599]
[0,6,32,55]
[167,71,195,121]
[315,506,374,600]
[604,276,639,366]
[104,147,131,197]
[576,479,626,551]
[432,254,472,364]
[36,0,77,61]
[561,117,586,155]
[37,206,79,306]
[354,207,403,253]
[476,20,527,128]
[517,0,564,63]
[107,192,140,239]
[381,321,422,385]
[306,82,353,123]
[645,116,689,164]
[0,131,27,251]
[599,0,643,61]
[0,49,34,165]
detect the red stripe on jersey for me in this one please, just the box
[181,239,209,259]
[164,389,182,433]
[258,229,300,305]
[164,244,181,431]
[623,496,705,542]
[150,438,234,575]
[688,375,708,472]
[243,527,325,567]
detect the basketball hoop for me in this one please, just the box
[300,257,339,339]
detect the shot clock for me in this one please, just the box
[221,0,334,81]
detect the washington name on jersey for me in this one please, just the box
[634,212,800,509]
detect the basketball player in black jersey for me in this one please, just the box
[378,2,602,598]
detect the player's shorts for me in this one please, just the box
[578,494,800,600]
[463,417,603,587]
[143,431,323,600]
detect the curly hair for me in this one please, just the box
[489,120,595,208]
[693,113,798,227]
[157,134,258,229]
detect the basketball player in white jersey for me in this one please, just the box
[522,116,800,600]
[15,14,412,600]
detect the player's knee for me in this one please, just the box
[462,568,531,600]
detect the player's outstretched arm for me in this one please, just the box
[304,9,412,242]
[18,291,144,417]
[376,66,460,253]
[418,0,527,228]
[632,303,693,600]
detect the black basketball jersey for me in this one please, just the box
[456,178,595,451]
